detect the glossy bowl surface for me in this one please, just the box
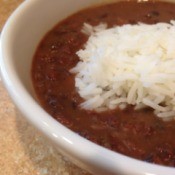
[1,0,175,174]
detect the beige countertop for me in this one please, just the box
[0,1,91,175]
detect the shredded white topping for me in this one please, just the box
[70,21,175,120]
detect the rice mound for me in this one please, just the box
[70,21,175,120]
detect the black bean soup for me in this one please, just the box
[32,0,175,167]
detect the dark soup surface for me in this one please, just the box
[32,0,175,166]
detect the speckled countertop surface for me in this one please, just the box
[0,1,91,175]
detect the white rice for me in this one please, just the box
[70,21,175,120]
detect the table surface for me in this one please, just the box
[0,1,91,175]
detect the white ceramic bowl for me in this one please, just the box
[1,0,175,174]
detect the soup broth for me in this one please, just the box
[32,0,175,166]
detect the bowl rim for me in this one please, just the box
[1,0,175,174]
